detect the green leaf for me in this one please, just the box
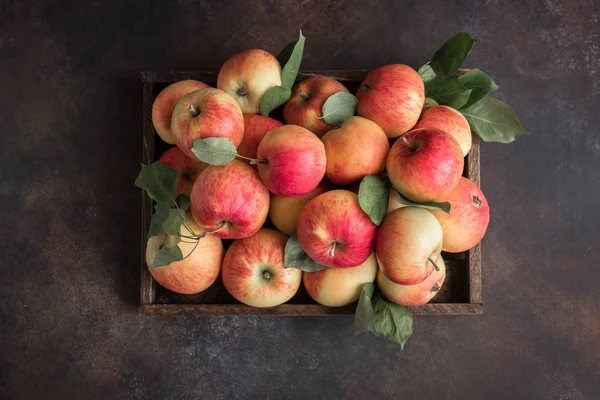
[149,245,183,270]
[460,96,530,143]
[162,208,185,236]
[259,85,292,117]
[429,32,475,77]
[396,191,451,213]
[358,175,390,225]
[191,137,238,166]
[458,70,499,109]
[425,77,472,109]
[424,98,439,108]
[280,31,305,88]
[135,162,179,203]
[284,233,328,272]
[321,92,358,126]
[372,294,413,350]
[418,63,436,83]
[176,194,190,211]
[354,283,377,335]
[148,202,170,238]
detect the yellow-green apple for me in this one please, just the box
[356,64,424,138]
[159,147,208,197]
[145,214,223,294]
[303,252,378,307]
[376,206,443,285]
[190,160,269,239]
[429,177,490,253]
[296,190,377,268]
[269,181,330,236]
[386,188,406,214]
[217,49,282,114]
[387,128,464,202]
[152,80,210,144]
[221,228,302,307]
[171,88,244,159]
[414,105,472,156]
[377,257,446,306]
[257,125,326,197]
[283,76,349,137]
[237,114,283,160]
[322,116,389,185]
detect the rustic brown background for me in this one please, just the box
[1,0,599,399]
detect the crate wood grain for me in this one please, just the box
[140,70,483,316]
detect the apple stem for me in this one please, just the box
[188,104,200,117]
[299,90,309,100]
[236,154,268,165]
[329,242,336,258]
[428,257,440,272]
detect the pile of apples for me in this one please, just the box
[140,44,491,312]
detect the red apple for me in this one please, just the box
[387,128,464,202]
[414,105,472,156]
[145,215,223,294]
[303,252,378,307]
[159,147,208,197]
[152,80,210,144]
[171,88,244,159]
[356,64,424,138]
[377,257,446,306]
[376,207,443,285]
[322,116,390,185]
[296,190,377,268]
[269,180,330,236]
[217,49,282,114]
[222,228,302,307]
[283,76,349,137]
[237,114,283,160]
[257,125,326,197]
[429,177,490,253]
[190,160,269,239]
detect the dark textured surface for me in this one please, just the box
[1,0,599,398]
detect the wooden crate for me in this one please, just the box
[140,70,483,316]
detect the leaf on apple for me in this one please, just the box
[176,194,190,211]
[354,283,377,335]
[280,30,306,89]
[135,161,179,203]
[321,92,358,126]
[148,202,171,238]
[425,77,472,109]
[259,85,292,117]
[457,70,499,109]
[423,98,439,108]
[396,191,451,214]
[162,208,186,236]
[428,32,475,77]
[417,63,436,83]
[460,96,529,143]
[358,175,390,226]
[284,233,328,272]
[372,294,414,350]
[191,137,238,166]
[149,245,183,270]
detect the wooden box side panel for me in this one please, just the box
[466,136,482,304]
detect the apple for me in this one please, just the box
[322,116,389,185]
[387,128,464,202]
[171,88,244,159]
[386,188,406,214]
[414,105,472,156]
[429,177,490,253]
[159,147,208,197]
[145,214,223,294]
[152,80,210,144]
[377,257,446,306]
[190,160,269,239]
[355,64,424,138]
[237,114,283,160]
[296,190,377,268]
[221,228,302,307]
[303,252,378,307]
[257,125,326,197]
[217,49,282,114]
[269,180,330,236]
[376,206,443,285]
[283,76,349,137]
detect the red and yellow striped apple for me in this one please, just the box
[237,114,283,160]
[158,147,208,197]
[414,105,472,156]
